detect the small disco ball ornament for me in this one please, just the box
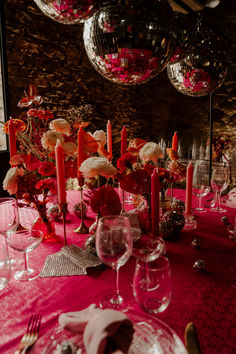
[171,199,185,214]
[34,0,103,24]
[191,238,201,249]
[73,201,88,218]
[193,259,206,272]
[159,210,185,240]
[167,39,230,96]
[84,234,97,256]
[47,204,62,220]
[83,0,176,85]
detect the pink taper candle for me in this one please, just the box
[55,140,67,204]
[121,125,127,156]
[151,168,160,235]
[106,120,112,158]
[8,117,17,159]
[185,161,193,215]
[172,131,178,152]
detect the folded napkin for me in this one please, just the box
[59,305,134,354]
[228,188,236,205]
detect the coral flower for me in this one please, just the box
[49,119,71,135]
[4,119,26,134]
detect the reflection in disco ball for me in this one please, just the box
[167,40,229,96]
[83,0,176,85]
[34,0,102,24]
[169,14,193,64]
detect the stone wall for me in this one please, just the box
[3,0,236,159]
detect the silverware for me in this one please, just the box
[15,314,41,353]
[185,322,201,354]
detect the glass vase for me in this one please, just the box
[32,216,58,242]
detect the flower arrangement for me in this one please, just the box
[209,135,232,162]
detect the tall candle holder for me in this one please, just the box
[74,186,89,234]
[59,202,68,246]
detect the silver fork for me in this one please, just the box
[15,314,41,353]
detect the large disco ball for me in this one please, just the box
[34,0,103,24]
[83,0,176,85]
[169,14,194,64]
[167,39,230,96]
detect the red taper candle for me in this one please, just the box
[55,140,67,204]
[106,120,112,158]
[172,131,178,152]
[77,127,85,186]
[8,118,17,159]
[151,168,160,235]
[185,161,193,215]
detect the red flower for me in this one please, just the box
[38,110,54,120]
[117,153,137,172]
[91,185,122,216]
[26,155,42,171]
[38,162,55,176]
[27,108,42,117]
[36,178,57,194]
[143,163,155,176]
[116,169,151,194]
[128,138,147,154]
[26,109,54,120]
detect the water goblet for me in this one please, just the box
[95,215,133,310]
[132,234,166,262]
[0,235,11,290]
[211,165,229,213]
[6,229,43,281]
[192,160,211,213]
[133,256,172,314]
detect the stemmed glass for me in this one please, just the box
[211,165,229,213]
[95,215,132,310]
[0,235,11,290]
[6,229,43,281]
[192,160,211,213]
[0,198,19,266]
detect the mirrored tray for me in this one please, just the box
[38,310,187,354]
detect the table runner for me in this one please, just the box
[0,189,235,353]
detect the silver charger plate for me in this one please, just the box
[39,311,187,354]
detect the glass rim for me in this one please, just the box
[137,256,170,271]
[98,215,130,222]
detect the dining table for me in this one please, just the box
[0,188,235,354]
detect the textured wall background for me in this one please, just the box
[2,0,236,159]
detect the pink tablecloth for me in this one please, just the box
[0,189,235,353]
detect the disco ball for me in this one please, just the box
[169,14,193,64]
[167,40,230,96]
[83,0,176,85]
[34,0,102,24]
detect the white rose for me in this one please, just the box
[93,130,106,147]
[41,131,64,151]
[62,142,77,155]
[3,167,22,195]
[79,157,117,178]
[139,142,164,163]
[49,119,71,136]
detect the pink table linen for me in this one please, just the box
[0,190,236,354]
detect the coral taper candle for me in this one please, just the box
[121,125,127,156]
[55,140,67,204]
[172,131,178,152]
[106,120,112,158]
[151,168,160,235]
[77,127,85,186]
[185,161,193,215]
[8,117,17,159]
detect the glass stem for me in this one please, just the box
[115,266,120,297]
[198,195,202,209]
[216,191,220,210]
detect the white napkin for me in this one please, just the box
[228,188,236,205]
[59,305,134,354]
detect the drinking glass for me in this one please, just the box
[6,229,43,281]
[192,160,211,213]
[96,215,132,310]
[211,165,229,213]
[133,256,172,314]
[0,235,11,290]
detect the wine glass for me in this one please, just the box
[6,229,43,281]
[211,165,229,213]
[95,215,132,310]
[0,235,11,290]
[132,234,166,262]
[0,197,20,267]
[192,160,211,213]
[133,256,172,314]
